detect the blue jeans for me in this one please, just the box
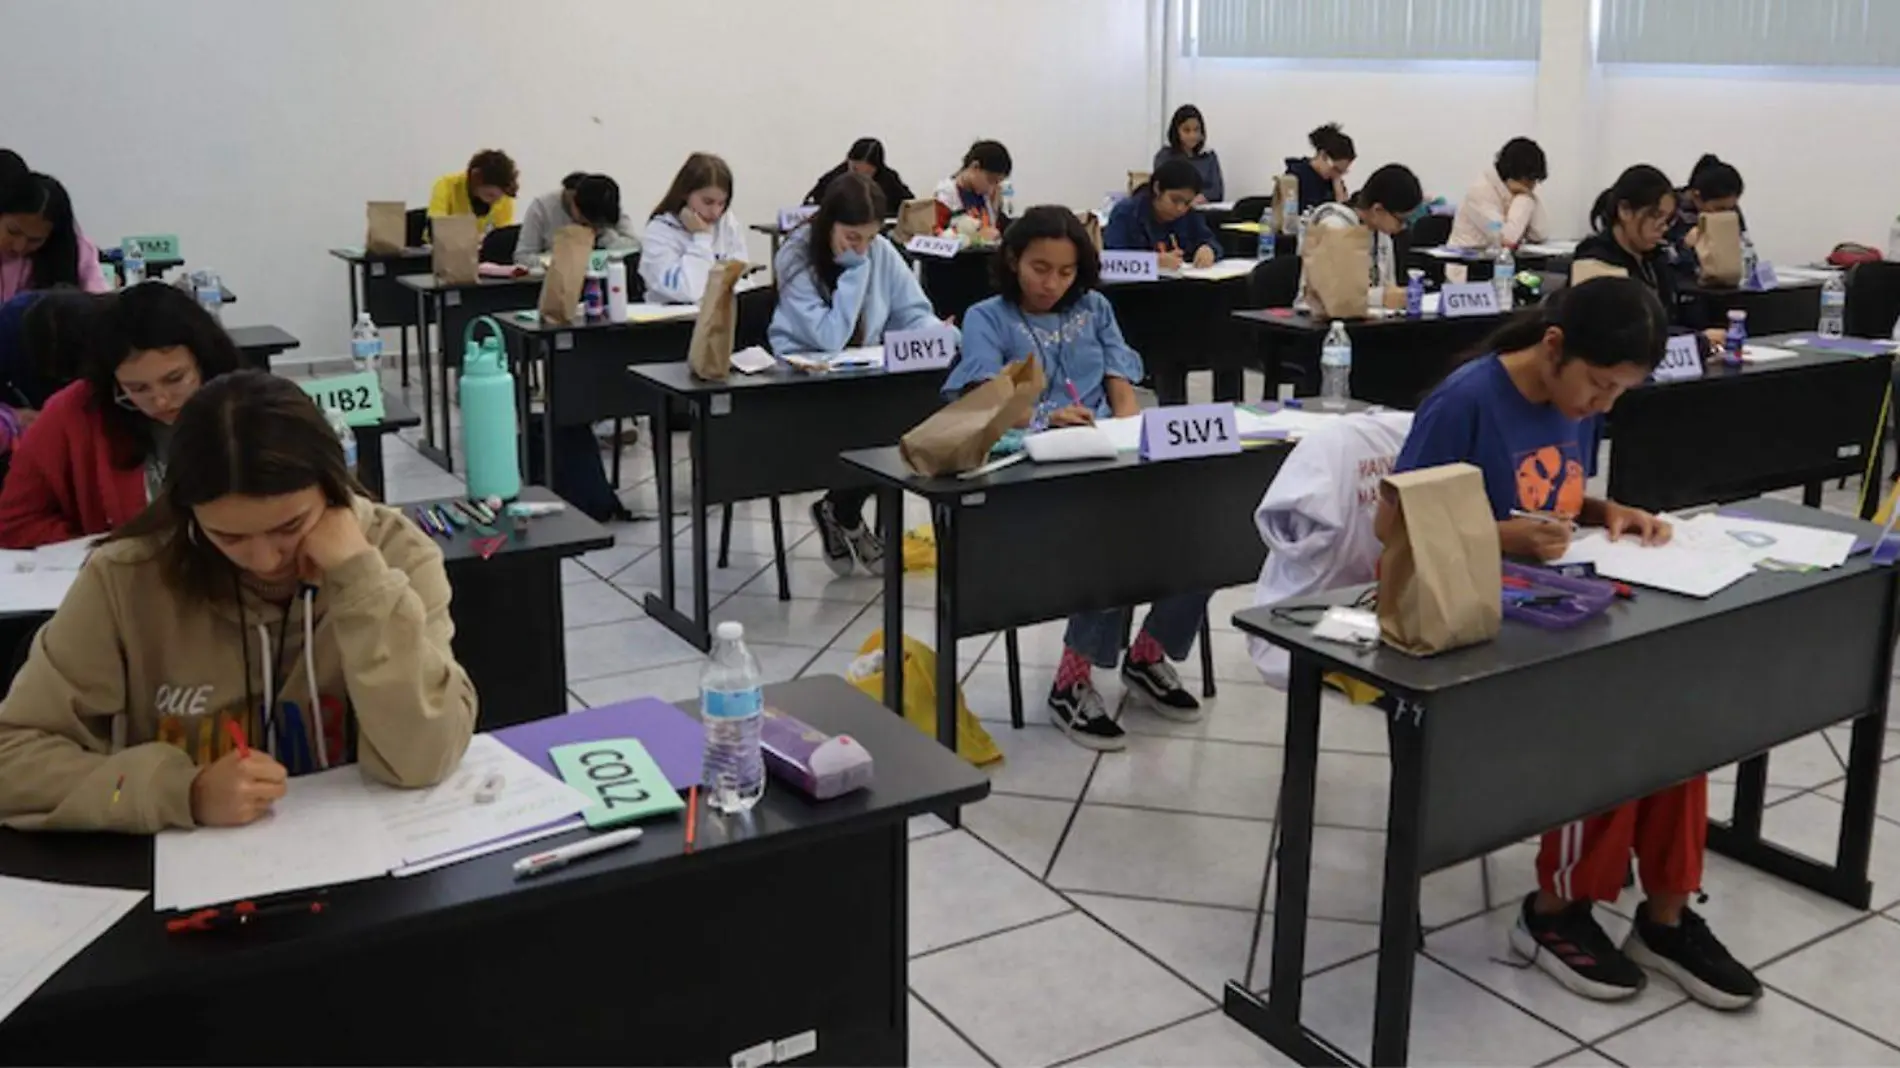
[1063,592,1210,669]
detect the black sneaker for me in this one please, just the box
[1507,893,1647,1001]
[1120,655,1204,723]
[1624,903,1761,1010]
[843,521,884,575]
[1048,678,1126,751]
[809,500,855,577]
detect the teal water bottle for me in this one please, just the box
[459,315,521,502]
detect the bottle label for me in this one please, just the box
[352,338,381,362]
[705,687,763,719]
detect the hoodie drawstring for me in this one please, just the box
[250,587,326,770]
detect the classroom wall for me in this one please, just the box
[0,0,1153,358]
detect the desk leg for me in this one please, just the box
[1371,709,1425,1067]
[879,487,904,716]
[512,337,532,484]
[1863,427,1888,521]
[400,316,410,389]
[436,302,455,473]
[347,263,360,323]
[355,430,385,501]
[540,339,558,488]
[417,292,454,473]
[642,398,711,651]
[651,398,677,609]
[934,499,962,827]
[690,410,711,641]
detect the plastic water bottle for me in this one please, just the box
[1320,321,1353,409]
[1000,180,1016,220]
[1257,203,1276,262]
[1740,233,1761,290]
[1724,309,1748,366]
[606,260,630,323]
[1493,247,1515,310]
[1820,274,1847,339]
[121,239,144,286]
[1405,269,1425,318]
[325,406,358,475]
[350,313,383,374]
[700,621,766,814]
[1487,219,1505,254]
[192,271,223,320]
[583,272,605,320]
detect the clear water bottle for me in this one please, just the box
[1405,268,1425,318]
[1724,309,1748,366]
[1487,219,1505,254]
[700,620,766,814]
[1320,320,1353,409]
[1820,274,1847,339]
[1256,203,1276,262]
[121,239,144,286]
[193,271,223,321]
[1740,233,1761,289]
[1493,247,1515,310]
[1000,180,1016,220]
[350,312,383,374]
[325,406,358,474]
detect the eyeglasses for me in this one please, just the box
[114,367,201,410]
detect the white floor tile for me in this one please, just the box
[1312,750,1393,830]
[1178,628,1280,685]
[908,830,1071,956]
[1764,792,1900,908]
[609,549,774,602]
[560,559,593,585]
[575,536,657,583]
[1707,780,1801,821]
[1761,914,1900,1047]
[907,995,991,1068]
[1121,680,1287,747]
[1710,733,1846,790]
[909,814,951,840]
[563,618,703,682]
[1050,805,1273,910]
[559,578,646,628]
[1297,953,1579,1066]
[983,724,1101,803]
[734,553,882,603]
[1075,1011,1303,1067]
[1539,1049,1623,1068]
[1207,584,1261,633]
[565,642,812,708]
[909,911,1208,1068]
[702,593,870,649]
[1074,892,1380,999]
[1267,825,1491,928]
[962,793,1075,877]
[1599,992,1900,1067]
[1318,691,1392,756]
[836,606,997,665]
[1085,735,1282,820]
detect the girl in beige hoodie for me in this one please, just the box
[1450,137,1551,250]
[0,371,476,833]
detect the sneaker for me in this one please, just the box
[1624,903,1761,1010]
[810,500,855,577]
[1508,893,1647,1001]
[1048,678,1126,751]
[843,522,884,575]
[1120,655,1204,722]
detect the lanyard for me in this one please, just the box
[1014,307,1069,401]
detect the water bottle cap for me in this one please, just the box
[715,621,744,641]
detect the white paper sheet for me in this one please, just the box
[362,735,590,867]
[1770,266,1839,285]
[1098,415,1144,452]
[1518,240,1580,257]
[0,876,145,1027]
[1196,201,1236,212]
[1236,407,1343,440]
[729,346,777,374]
[0,571,80,614]
[625,302,702,324]
[1673,513,1856,569]
[1554,533,1757,598]
[29,537,98,572]
[1177,257,1258,282]
[1741,344,1800,364]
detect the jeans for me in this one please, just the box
[823,487,873,529]
[1063,591,1210,668]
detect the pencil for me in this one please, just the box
[685,785,699,853]
[112,775,124,805]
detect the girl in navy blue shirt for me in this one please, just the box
[1391,277,1762,1012]
[1104,160,1220,270]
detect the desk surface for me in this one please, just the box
[1640,331,1886,390]
[361,390,421,435]
[395,273,543,294]
[227,324,301,352]
[493,309,685,336]
[0,674,988,1015]
[1233,305,1512,335]
[328,247,433,263]
[409,486,612,565]
[843,440,1293,498]
[630,360,938,397]
[1235,498,1884,696]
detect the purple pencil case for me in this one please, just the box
[1501,562,1617,630]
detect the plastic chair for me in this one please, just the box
[403,207,429,248]
[480,225,521,266]
[1248,256,1309,399]
[1410,213,1453,249]
[1232,195,1273,225]
[712,286,793,600]
[1845,261,1900,340]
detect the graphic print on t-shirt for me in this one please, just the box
[1514,444,1585,517]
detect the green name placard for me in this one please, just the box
[549,738,684,830]
[122,233,181,260]
[299,371,385,427]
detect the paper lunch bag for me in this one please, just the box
[430,213,480,285]
[1696,210,1745,287]
[1301,223,1372,320]
[898,357,1045,477]
[687,259,750,380]
[537,225,593,326]
[365,201,407,255]
[1375,463,1502,656]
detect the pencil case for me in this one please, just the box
[759,706,873,801]
[1500,562,1616,630]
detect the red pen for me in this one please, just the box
[223,719,249,760]
[167,896,326,934]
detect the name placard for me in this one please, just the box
[299,371,386,427]
[548,737,684,830]
[1138,403,1241,461]
[121,233,181,261]
[1100,250,1160,283]
[777,205,819,232]
[1653,333,1704,382]
[1439,282,1500,318]
[905,234,960,259]
[1748,260,1779,291]
[882,324,959,373]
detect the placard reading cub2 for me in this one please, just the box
[1139,402,1241,461]
[1652,333,1704,382]
[297,371,386,427]
[547,737,684,831]
[1100,250,1160,283]
[905,234,961,259]
[1438,282,1500,318]
[883,324,959,373]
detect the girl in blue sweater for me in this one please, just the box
[945,206,1206,750]
[769,172,941,577]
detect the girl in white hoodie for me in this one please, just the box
[1450,137,1550,250]
[639,153,749,304]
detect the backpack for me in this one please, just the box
[524,414,630,522]
[1828,243,1883,268]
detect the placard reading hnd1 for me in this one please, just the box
[298,371,385,427]
[1139,402,1242,461]
[1100,250,1159,283]
[883,324,959,373]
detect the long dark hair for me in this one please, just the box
[1469,276,1668,373]
[1687,154,1744,201]
[802,173,887,297]
[0,173,80,291]
[0,150,27,203]
[1167,104,1208,155]
[108,371,362,604]
[1309,123,1356,161]
[651,153,734,221]
[845,138,888,172]
[1349,164,1424,217]
[561,171,623,228]
[992,205,1099,314]
[1589,164,1674,234]
[21,289,109,388]
[90,282,243,470]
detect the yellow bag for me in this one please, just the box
[902,526,937,572]
[848,633,1001,766]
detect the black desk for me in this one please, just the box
[328,247,431,387]
[918,247,999,323]
[350,390,421,502]
[396,273,544,472]
[842,442,1290,764]
[418,485,611,728]
[1224,498,1895,1067]
[1404,246,1571,285]
[630,361,949,650]
[0,675,989,1066]
[1234,306,1510,408]
[1610,334,1893,518]
[1685,278,1822,336]
[1103,269,1256,404]
[228,324,301,371]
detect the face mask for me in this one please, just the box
[834,249,867,268]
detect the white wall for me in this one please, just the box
[0,0,1151,356]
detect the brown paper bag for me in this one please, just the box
[894,198,939,243]
[1271,174,1301,234]
[899,357,1046,477]
[1077,210,1103,251]
[1568,260,1629,287]
[365,201,407,255]
[1375,464,1502,656]
[687,259,750,380]
[1126,171,1151,196]
[536,225,593,325]
[1301,224,1372,320]
[1696,210,1744,287]
[430,214,480,284]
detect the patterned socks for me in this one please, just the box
[1056,647,1093,690]
[1128,630,1165,666]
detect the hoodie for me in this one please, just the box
[0,380,148,549]
[1283,157,1338,215]
[803,163,915,210]
[1572,232,1688,326]
[0,496,477,832]
[638,211,750,304]
[512,189,641,268]
[767,228,939,355]
[1449,164,1547,249]
[1104,190,1221,259]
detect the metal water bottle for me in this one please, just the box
[459,316,521,502]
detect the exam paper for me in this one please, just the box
[1674,513,1855,570]
[1178,258,1258,282]
[625,302,702,324]
[1237,407,1343,440]
[0,876,145,1027]
[1517,240,1580,257]
[1554,533,1757,598]
[1771,266,1839,285]
[1098,415,1144,452]
[730,346,778,374]
[363,734,591,867]
[1740,344,1800,364]
[0,571,81,614]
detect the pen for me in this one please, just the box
[112,775,123,805]
[224,719,249,760]
[1064,378,1082,407]
[1510,508,1577,529]
[167,896,327,933]
[512,827,645,878]
[685,785,699,854]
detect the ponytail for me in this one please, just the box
[1308,123,1355,161]
[1431,276,1668,399]
[1589,164,1673,234]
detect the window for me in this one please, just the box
[1188,0,1542,62]
[1598,0,1900,67]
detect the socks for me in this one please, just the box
[1056,648,1093,690]
[1128,630,1165,666]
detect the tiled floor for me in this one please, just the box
[382,370,1900,1067]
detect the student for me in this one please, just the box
[1571,164,1687,324]
[0,290,105,472]
[1284,123,1356,212]
[513,172,641,267]
[932,140,1013,240]
[803,137,914,211]
[0,282,240,548]
[1450,137,1550,250]
[0,371,476,831]
[1104,160,1221,269]
[1152,104,1225,204]
[771,173,939,576]
[1389,276,1760,1010]
[1667,155,1746,282]
[0,173,109,303]
[1296,163,1424,303]
[944,206,1205,750]
[639,153,748,305]
[428,149,519,236]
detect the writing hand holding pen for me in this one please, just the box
[1157,236,1185,272]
